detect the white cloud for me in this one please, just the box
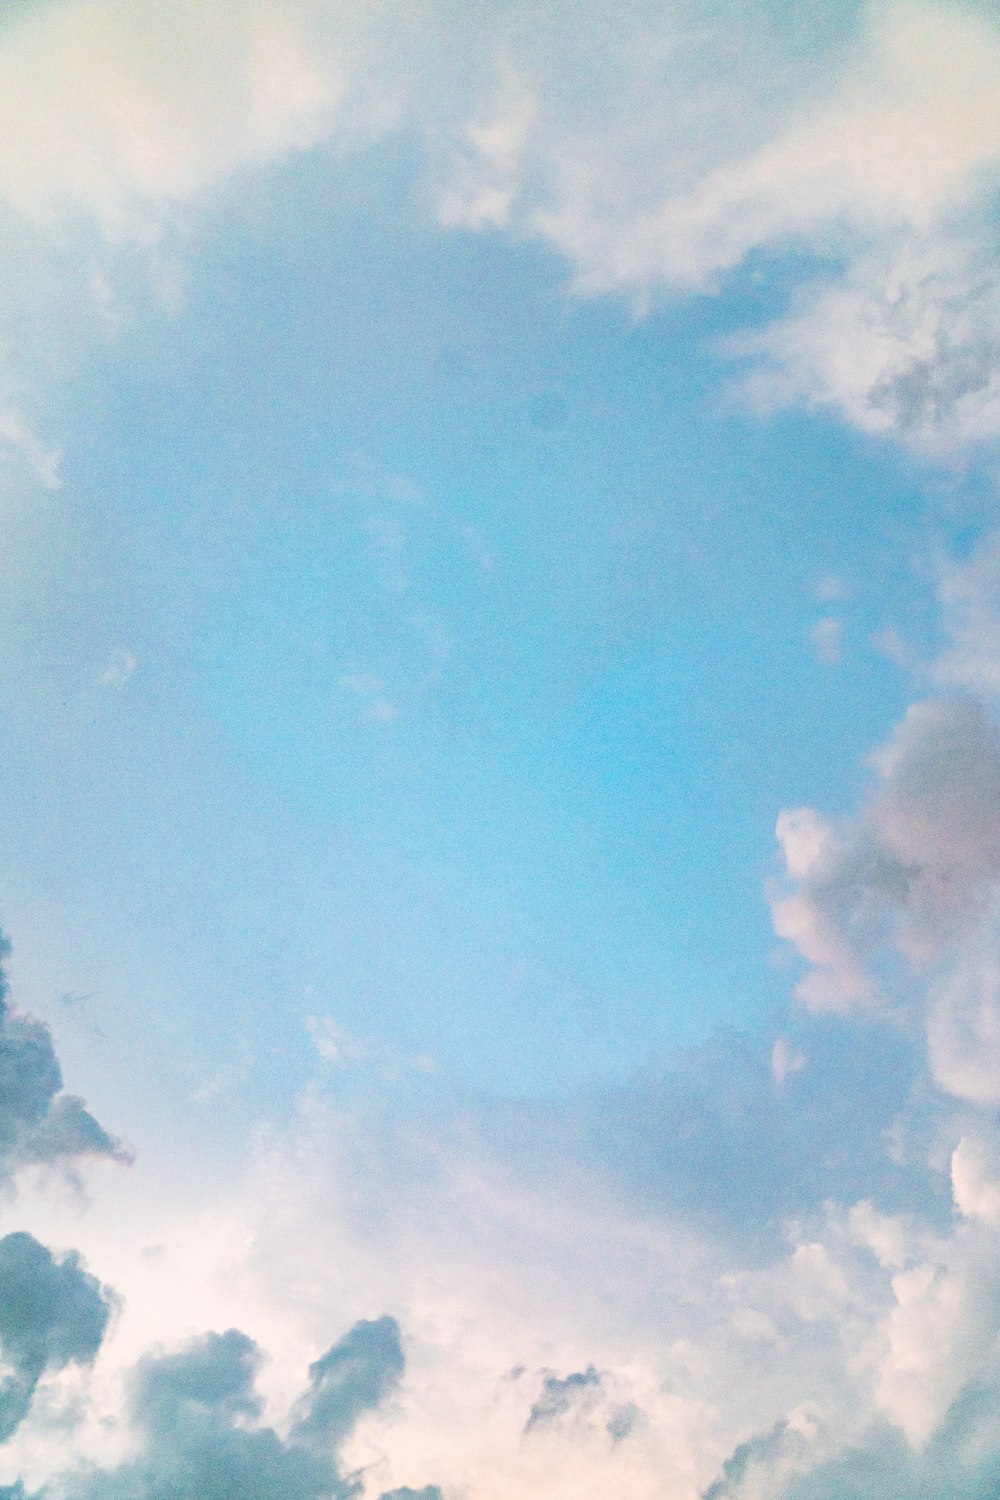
[771,1035,807,1088]
[1,0,1000,459]
[9,1065,994,1500]
[0,0,350,236]
[934,531,1000,695]
[927,929,1000,1107]
[9,969,1000,1500]
[951,1132,1000,1227]
[730,234,1000,454]
[432,1,1000,315]
[772,696,1000,1016]
[7,4,1000,1496]
[0,410,61,493]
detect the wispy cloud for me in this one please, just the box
[811,617,843,666]
[95,649,136,689]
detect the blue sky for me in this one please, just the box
[0,143,930,1119]
[3,3,1000,1498]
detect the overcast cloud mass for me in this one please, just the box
[4,2,1000,1498]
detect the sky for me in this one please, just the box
[3,0,1000,1496]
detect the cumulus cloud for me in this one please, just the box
[56,1046,981,1500]
[48,1317,405,1500]
[289,1315,405,1448]
[0,938,127,1181]
[5,1001,1000,1500]
[772,696,1000,1013]
[0,942,125,1456]
[524,1366,603,1434]
[0,1233,113,1444]
[430,0,1000,450]
[6,5,1000,1499]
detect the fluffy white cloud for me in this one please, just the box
[934,532,1000,696]
[730,234,1000,454]
[772,697,1000,1015]
[2,0,1000,456]
[0,0,975,547]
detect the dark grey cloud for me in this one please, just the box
[377,1488,443,1500]
[704,1369,1000,1500]
[605,1403,639,1443]
[0,1231,114,1442]
[47,1317,407,1500]
[525,1366,602,1433]
[702,1418,795,1499]
[0,936,127,1180]
[290,1315,405,1448]
[523,1365,639,1446]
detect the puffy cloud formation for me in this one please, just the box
[0,1233,113,1444]
[46,1317,405,1500]
[0,955,999,1500]
[934,531,1000,697]
[41,1058,974,1500]
[772,696,1000,1013]
[0,940,123,1449]
[0,938,126,1181]
[771,689,1000,1108]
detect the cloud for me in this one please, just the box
[772,696,1000,1014]
[0,937,127,1181]
[377,1489,442,1500]
[933,532,1000,696]
[8,5,1000,1499]
[95,650,135,689]
[50,1317,405,1500]
[730,235,1000,455]
[6,1001,1000,1500]
[0,1,344,235]
[4,0,1000,460]
[0,1232,114,1443]
[0,415,60,494]
[524,1366,602,1434]
[289,1316,405,1448]
[925,921,1000,1107]
[811,618,843,666]
[425,0,1000,454]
